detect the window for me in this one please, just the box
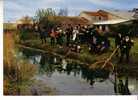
[99,17,101,20]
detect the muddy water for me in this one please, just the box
[18,48,138,95]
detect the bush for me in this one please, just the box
[4,33,37,95]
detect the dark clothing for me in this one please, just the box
[40,32,47,44]
[119,39,134,62]
[84,28,89,44]
[115,34,122,47]
[79,28,85,43]
[50,37,55,46]
[38,26,47,44]
[66,27,73,46]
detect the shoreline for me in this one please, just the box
[17,41,138,78]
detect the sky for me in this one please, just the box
[4,0,138,22]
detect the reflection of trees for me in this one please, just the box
[65,62,81,76]
[39,63,56,77]
[40,54,47,67]
[39,54,56,77]
[21,49,111,86]
[80,67,95,85]
[20,48,40,58]
[80,67,110,86]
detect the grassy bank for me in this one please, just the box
[4,33,55,95]
[17,36,138,77]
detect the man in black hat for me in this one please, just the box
[119,35,134,63]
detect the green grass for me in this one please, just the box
[132,38,138,53]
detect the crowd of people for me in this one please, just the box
[37,24,134,63]
[43,24,110,54]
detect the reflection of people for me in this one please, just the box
[124,77,131,95]
[115,76,131,95]
[90,79,95,86]
[118,79,125,95]
[66,63,72,75]
[40,54,46,67]
[62,59,67,70]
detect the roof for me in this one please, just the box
[81,11,107,17]
[93,19,131,25]
[99,9,135,20]
[50,16,89,25]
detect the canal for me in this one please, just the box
[18,48,138,95]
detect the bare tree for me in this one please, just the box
[58,8,68,16]
[34,8,57,32]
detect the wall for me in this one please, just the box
[80,12,107,23]
[79,13,93,23]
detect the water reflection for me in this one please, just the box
[20,48,110,86]
[114,72,131,95]
[19,48,137,95]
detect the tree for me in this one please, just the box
[34,8,57,32]
[109,24,130,36]
[20,16,33,24]
[58,8,68,16]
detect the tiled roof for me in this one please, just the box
[50,16,89,25]
[100,9,135,20]
[82,11,107,17]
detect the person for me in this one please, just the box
[84,25,89,44]
[89,35,97,53]
[87,25,94,45]
[76,45,81,53]
[38,25,47,44]
[115,33,122,47]
[72,26,79,43]
[57,27,64,46]
[115,33,122,57]
[89,28,99,53]
[119,35,134,63]
[79,26,86,44]
[100,36,110,53]
[66,25,73,46]
[50,28,56,46]
[56,27,60,45]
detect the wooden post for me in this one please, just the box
[101,47,119,69]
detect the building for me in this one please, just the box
[79,11,108,23]
[49,16,89,28]
[93,10,136,33]
[16,16,34,30]
[98,9,135,20]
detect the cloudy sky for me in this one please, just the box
[4,0,138,22]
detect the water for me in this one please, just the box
[18,48,138,95]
